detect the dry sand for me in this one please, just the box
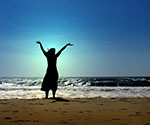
[0,97,150,125]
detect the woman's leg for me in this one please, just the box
[52,89,56,99]
[45,91,49,99]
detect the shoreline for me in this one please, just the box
[0,97,150,125]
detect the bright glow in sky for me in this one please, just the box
[0,0,150,77]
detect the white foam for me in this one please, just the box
[0,77,150,99]
[0,86,150,99]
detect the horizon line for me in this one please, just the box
[0,75,150,78]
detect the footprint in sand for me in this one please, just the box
[85,110,92,113]
[121,108,127,110]
[112,118,120,121]
[2,110,10,112]
[128,114,134,117]
[33,120,39,122]
[135,112,142,116]
[0,102,9,104]
[10,120,31,123]
[97,103,104,106]
[4,117,12,120]
[12,110,18,113]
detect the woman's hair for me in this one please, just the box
[47,48,55,55]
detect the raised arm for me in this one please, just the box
[56,43,73,57]
[36,41,47,56]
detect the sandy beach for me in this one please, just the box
[0,97,150,125]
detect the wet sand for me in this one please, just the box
[0,97,150,125]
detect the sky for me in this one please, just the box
[0,0,150,77]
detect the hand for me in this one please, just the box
[67,43,73,46]
[36,41,41,44]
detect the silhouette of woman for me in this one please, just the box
[37,41,73,99]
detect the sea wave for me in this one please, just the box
[0,77,150,99]
[0,77,150,87]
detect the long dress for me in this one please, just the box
[41,54,58,92]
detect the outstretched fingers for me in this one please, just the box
[67,43,73,46]
[36,40,41,44]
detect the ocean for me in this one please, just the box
[0,77,150,99]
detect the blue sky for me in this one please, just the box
[0,0,149,77]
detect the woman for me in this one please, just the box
[37,41,73,99]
